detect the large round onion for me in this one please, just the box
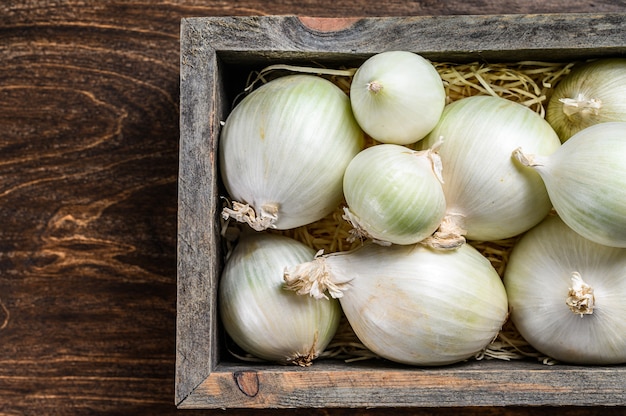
[349,51,445,145]
[419,95,561,246]
[284,242,508,366]
[546,58,626,142]
[341,143,446,246]
[513,121,626,248]
[219,74,364,231]
[219,232,342,366]
[504,214,626,365]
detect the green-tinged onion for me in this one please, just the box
[350,51,446,145]
[341,143,446,245]
[418,95,561,248]
[219,232,341,366]
[219,74,364,231]
[284,243,508,366]
[546,58,626,142]
[513,121,626,248]
[504,214,626,365]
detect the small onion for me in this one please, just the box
[342,143,446,245]
[513,121,626,248]
[546,58,626,142]
[219,74,364,231]
[418,95,561,247]
[219,232,342,366]
[284,243,508,366]
[349,51,446,145]
[503,214,626,365]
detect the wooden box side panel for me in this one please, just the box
[195,13,626,63]
[176,14,626,409]
[176,18,227,405]
[183,360,626,409]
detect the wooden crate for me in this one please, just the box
[176,14,626,409]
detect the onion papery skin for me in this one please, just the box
[349,51,445,145]
[419,95,561,242]
[219,74,365,230]
[288,243,508,366]
[546,58,626,142]
[219,232,341,365]
[503,215,626,365]
[342,144,446,245]
[514,122,626,248]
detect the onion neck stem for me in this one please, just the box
[341,207,392,246]
[222,201,278,231]
[512,147,543,168]
[290,332,319,367]
[559,94,602,118]
[566,272,595,317]
[367,81,383,94]
[284,255,347,300]
[422,213,467,250]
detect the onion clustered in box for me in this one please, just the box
[217,52,626,367]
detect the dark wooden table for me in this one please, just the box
[2,1,625,415]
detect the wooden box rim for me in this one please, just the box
[176,13,626,409]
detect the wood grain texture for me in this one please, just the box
[1,1,626,415]
[188,361,626,408]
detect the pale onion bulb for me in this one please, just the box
[341,143,446,245]
[503,214,626,365]
[513,121,626,248]
[349,51,446,145]
[284,243,508,366]
[219,232,341,366]
[418,95,561,247]
[546,58,626,142]
[219,74,364,231]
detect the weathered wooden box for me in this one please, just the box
[176,14,626,409]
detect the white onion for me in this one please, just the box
[513,121,626,248]
[546,58,626,142]
[219,74,364,231]
[503,214,626,365]
[219,232,342,366]
[284,243,508,366]
[418,95,561,246]
[349,51,446,145]
[341,143,446,245]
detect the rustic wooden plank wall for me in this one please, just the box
[1,1,625,415]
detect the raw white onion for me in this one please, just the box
[503,214,626,365]
[349,51,446,145]
[219,74,364,231]
[546,58,626,142]
[284,243,508,366]
[513,121,626,248]
[418,95,561,247]
[341,143,446,245]
[219,232,342,366]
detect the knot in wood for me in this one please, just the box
[234,371,259,397]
